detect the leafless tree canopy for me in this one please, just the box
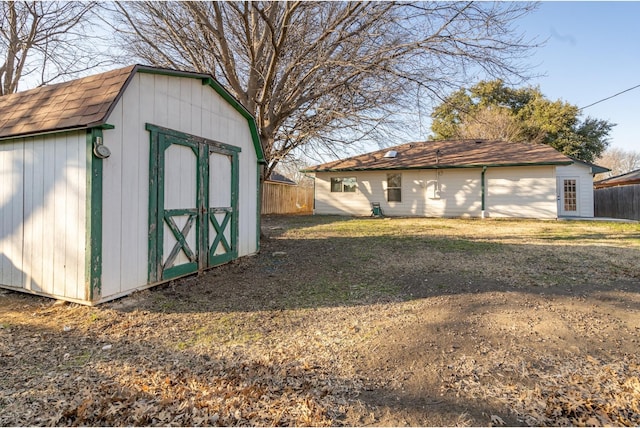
[596,147,640,180]
[0,1,105,95]
[451,106,528,142]
[110,1,538,174]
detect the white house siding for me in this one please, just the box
[485,166,557,219]
[423,169,482,218]
[100,72,259,300]
[315,165,560,219]
[314,169,483,217]
[0,132,87,301]
[314,170,423,216]
[556,163,594,217]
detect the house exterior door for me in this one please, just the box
[558,177,579,217]
[147,124,240,282]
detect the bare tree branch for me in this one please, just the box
[0,1,112,95]
[108,1,540,176]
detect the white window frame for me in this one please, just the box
[330,177,357,193]
[387,173,402,202]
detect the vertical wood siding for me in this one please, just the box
[162,144,198,268]
[261,182,313,215]
[209,152,233,256]
[0,140,24,288]
[594,184,640,220]
[100,73,258,300]
[0,132,87,300]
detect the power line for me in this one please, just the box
[580,83,640,110]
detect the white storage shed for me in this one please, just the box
[0,65,265,304]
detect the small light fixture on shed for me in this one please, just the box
[93,135,111,159]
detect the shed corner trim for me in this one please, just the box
[85,127,105,302]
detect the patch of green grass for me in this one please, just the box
[60,350,93,369]
[534,222,640,246]
[281,272,400,309]
[152,294,190,312]
[422,237,503,253]
[173,315,266,351]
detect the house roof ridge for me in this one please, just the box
[302,139,573,172]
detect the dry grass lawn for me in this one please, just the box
[1,216,639,426]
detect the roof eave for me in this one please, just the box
[304,161,573,173]
[0,123,113,141]
[594,178,640,188]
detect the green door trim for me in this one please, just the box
[146,123,241,283]
[162,209,198,278]
[208,209,233,264]
[86,128,103,301]
[203,141,240,267]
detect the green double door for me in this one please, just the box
[147,124,240,282]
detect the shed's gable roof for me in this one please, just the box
[304,139,573,172]
[0,65,265,163]
[0,65,136,139]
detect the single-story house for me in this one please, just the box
[303,139,607,219]
[0,64,265,305]
[594,168,640,189]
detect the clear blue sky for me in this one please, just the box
[517,1,640,153]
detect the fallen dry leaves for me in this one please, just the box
[0,302,359,426]
[1,216,639,426]
[442,353,640,426]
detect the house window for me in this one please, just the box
[387,173,401,202]
[331,177,357,192]
[563,179,577,211]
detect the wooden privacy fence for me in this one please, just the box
[594,184,640,220]
[262,182,314,215]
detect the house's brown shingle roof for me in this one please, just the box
[0,65,136,139]
[303,139,573,172]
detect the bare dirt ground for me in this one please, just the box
[1,215,639,426]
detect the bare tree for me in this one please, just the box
[272,158,315,188]
[109,1,538,175]
[452,105,528,142]
[595,147,640,180]
[0,1,108,95]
